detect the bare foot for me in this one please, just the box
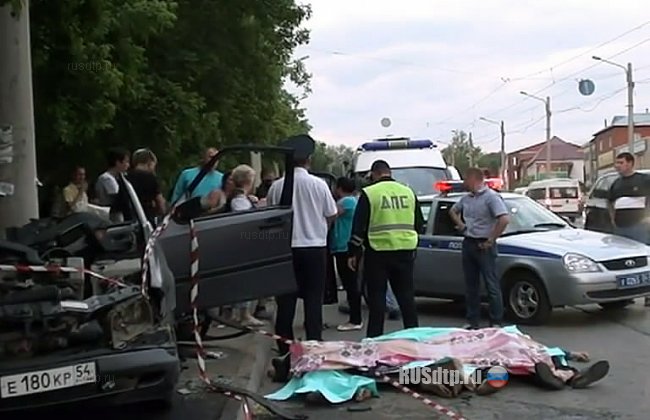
[354,388,373,402]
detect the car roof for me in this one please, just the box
[527,178,579,188]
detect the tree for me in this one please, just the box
[3,0,313,205]
[441,130,482,176]
[309,143,355,176]
[477,152,502,176]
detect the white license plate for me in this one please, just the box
[1,362,96,398]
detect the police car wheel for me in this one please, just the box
[504,271,551,325]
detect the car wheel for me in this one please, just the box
[504,271,552,325]
[598,300,633,310]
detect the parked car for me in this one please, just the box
[415,182,650,325]
[583,170,650,233]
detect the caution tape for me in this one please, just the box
[141,207,176,299]
[0,263,128,288]
[188,219,253,420]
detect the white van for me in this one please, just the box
[525,178,583,220]
[351,137,452,197]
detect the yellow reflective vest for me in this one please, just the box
[363,180,418,251]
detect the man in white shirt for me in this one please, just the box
[94,147,130,222]
[267,134,338,367]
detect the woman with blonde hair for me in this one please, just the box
[226,164,265,326]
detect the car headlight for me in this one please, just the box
[563,253,601,273]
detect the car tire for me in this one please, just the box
[598,300,633,310]
[504,271,552,325]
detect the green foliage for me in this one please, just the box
[310,142,355,176]
[441,130,483,176]
[19,0,312,195]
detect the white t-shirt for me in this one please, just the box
[95,171,119,206]
[267,167,337,248]
[230,194,254,211]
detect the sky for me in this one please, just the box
[289,0,650,154]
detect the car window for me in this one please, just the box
[420,201,432,223]
[432,201,463,236]
[550,187,578,199]
[591,175,617,199]
[526,188,545,200]
[503,196,569,233]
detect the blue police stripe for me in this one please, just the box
[418,238,561,259]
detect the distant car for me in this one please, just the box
[415,182,650,325]
[525,178,583,221]
[584,170,650,234]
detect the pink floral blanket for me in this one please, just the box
[290,328,571,380]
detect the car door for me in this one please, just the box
[158,145,297,314]
[584,174,616,233]
[415,199,465,298]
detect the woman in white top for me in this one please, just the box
[226,164,265,326]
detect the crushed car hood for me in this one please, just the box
[501,228,650,261]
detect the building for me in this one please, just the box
[584,112,650,185]
[506,136,584,188]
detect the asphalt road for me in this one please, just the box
[258,297,650,419]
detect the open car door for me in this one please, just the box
[158,145,296,315]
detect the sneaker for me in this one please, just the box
[534,362,565,390]
[254,307,273,320]
[337,322,363,332]
[568,360,610,389]
[462,323,479,330]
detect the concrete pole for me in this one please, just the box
[500,120,507,189]
[468,132,474,167]
[0,1,39,237]
[626,62,635,153]
[545,96,552,178]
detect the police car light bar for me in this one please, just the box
[359,139,435,151]
[434,178,503,194]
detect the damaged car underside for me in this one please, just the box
[0,177,179,411]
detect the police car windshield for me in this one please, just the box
[390,167,449,196]
[502,196,570,235]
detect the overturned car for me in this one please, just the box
[0,177,179,411]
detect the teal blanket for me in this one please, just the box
[265,326,566,403]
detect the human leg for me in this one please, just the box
[478,245,504,325]
[364,250,389,338]
[387,251,419,330]
[296,247,326,341]
[461,239,482,328]
[335,253,362,327]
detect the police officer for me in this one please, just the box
[347,160,424,337]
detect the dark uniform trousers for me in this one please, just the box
[275,247,327,355]
[364,249,419,337]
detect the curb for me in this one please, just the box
[221,332,274,420]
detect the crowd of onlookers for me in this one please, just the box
[54,143,403,330]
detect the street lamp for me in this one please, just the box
[592,56,634,152]
[479,117,507,188]
[520,91,552,178]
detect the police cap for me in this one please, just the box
[282,134,315,160]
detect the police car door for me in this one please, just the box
[414,199,464,297]
[584,173,617,233]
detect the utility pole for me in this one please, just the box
[545,96,551,178]
[479,117,507,187]
[468,132,474,167]
[520,92,552,178]
[0,2,39,237]
[593,56,635,152]
[499,120,507,188]
[626,62,635,152]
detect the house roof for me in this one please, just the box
[508,140,545,156]
[525,136,583,167]
[592,112,650,137]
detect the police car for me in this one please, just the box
[350,137,454,197]
[414,180,650,325]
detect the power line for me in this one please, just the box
[507,20,650,81]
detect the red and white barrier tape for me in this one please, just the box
[141,208,176,298]
[223,325,467,419]
[188,219,253,420]
[0,263,128,288]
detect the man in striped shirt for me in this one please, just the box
[608,152,650,307]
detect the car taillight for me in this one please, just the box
[485,178,503,191]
